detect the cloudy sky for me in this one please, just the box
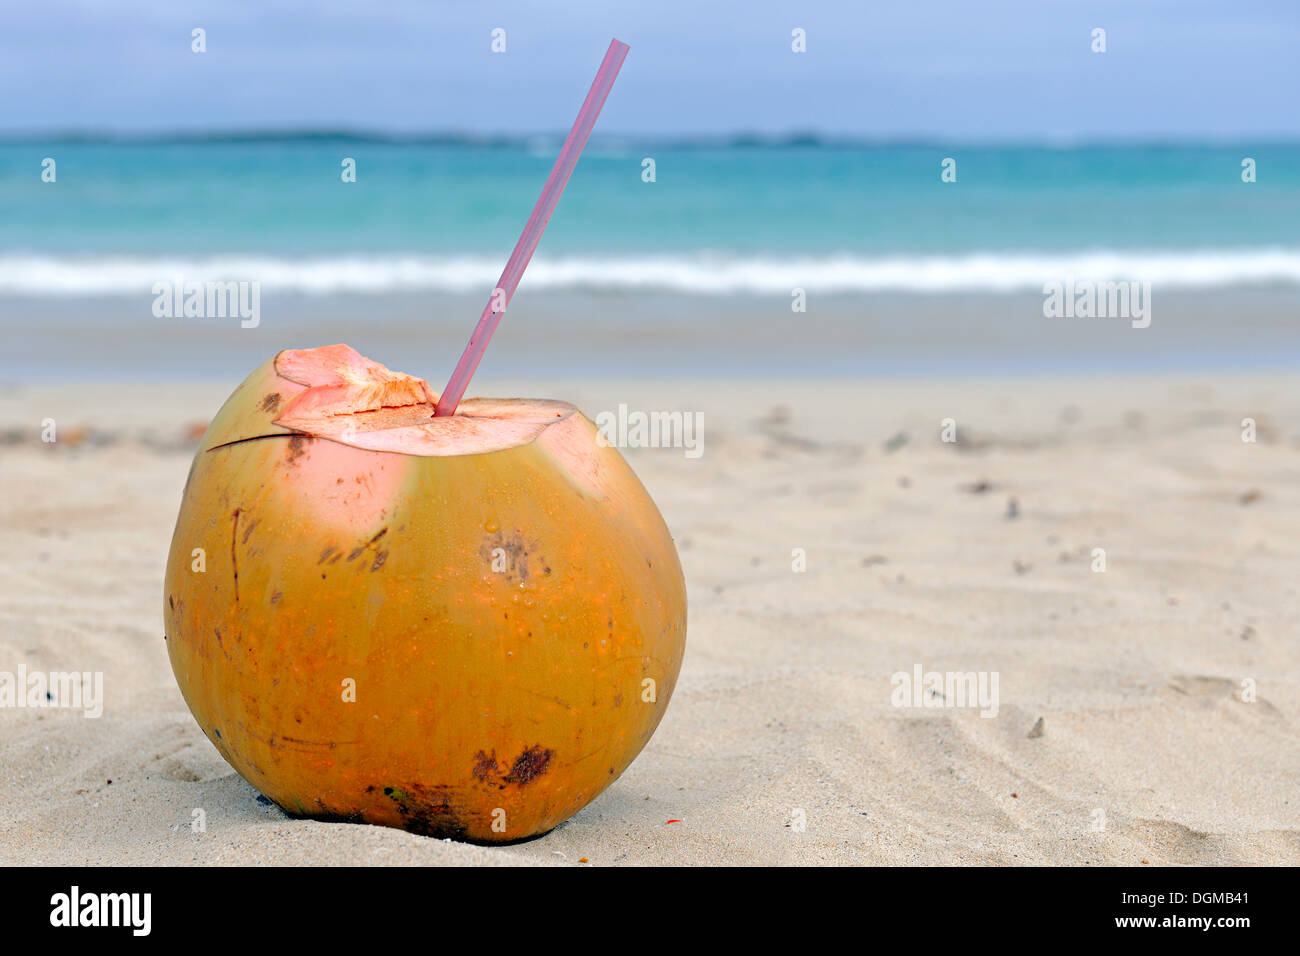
[3,0,1296,139]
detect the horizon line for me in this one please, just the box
[1,128,1296,149]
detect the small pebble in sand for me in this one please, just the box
[1006,497,1019,519]
[1013,559,1032,575]
[1241,625,1255,640]
[1028,717,1045,739]
[883,431,909,453]
[1240,489,1261,505]
[862,555,888,567]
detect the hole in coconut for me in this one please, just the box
[268,345,576,457]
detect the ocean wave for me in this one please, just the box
[2,249,1299,296]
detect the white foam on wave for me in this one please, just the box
[2,249,1299,296]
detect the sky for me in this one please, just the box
[2,0,1297,140]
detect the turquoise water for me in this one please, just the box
[1,139,1298,293]
[2,138,1297,381]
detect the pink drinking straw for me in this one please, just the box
[434,38,630,416]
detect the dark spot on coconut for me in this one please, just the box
[346,547,365,561]
[214,626,223,646]
[230,508,241,602]
[614,693,623,707]
[368,527,388,545]
[213,728,221,739]
[381,784,468,839]
[270,591,282,604]
[479,531,537,584]
[285,434,311,465]
[168,595,174,610]
[241,519,258,544]
[370,550,388,572]
[318,546,336,564]
[472,750,500,781]
[260,393,281,413]
[504,745,554,785]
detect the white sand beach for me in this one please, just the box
[1,370,1297,865]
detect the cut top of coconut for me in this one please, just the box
[269,345,577,457]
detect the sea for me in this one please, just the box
[1,137,1297,380]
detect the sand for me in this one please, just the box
[1,370,1297,865]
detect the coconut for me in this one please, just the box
[164,344,686,842]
